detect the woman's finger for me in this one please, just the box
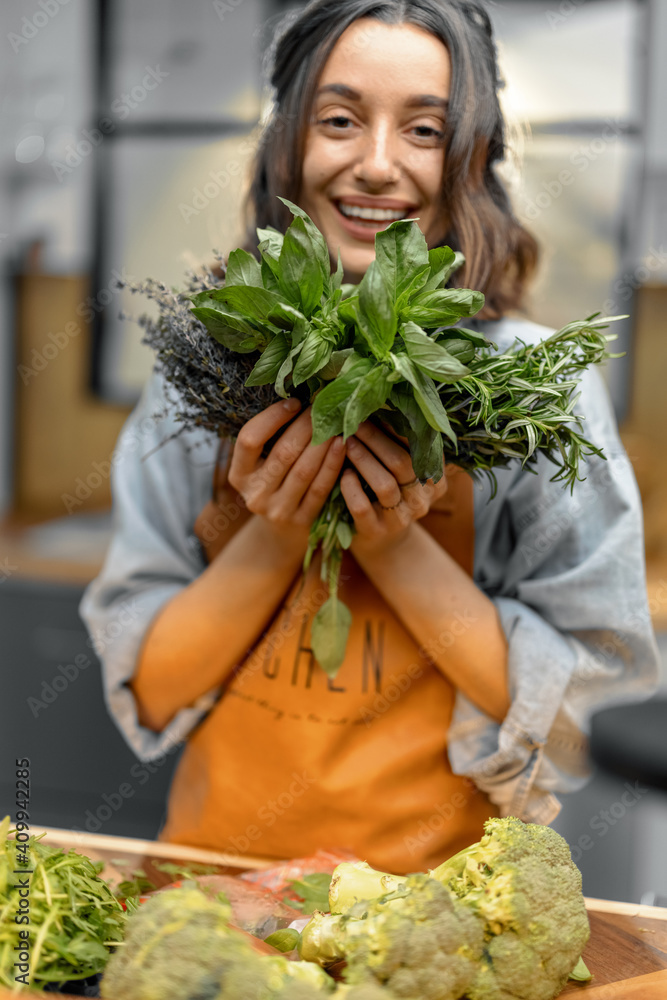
[230,398,302,481]
[345,436,403,509]
[353,421,415,482]
[251,406,319,496]
[296,437,347,522]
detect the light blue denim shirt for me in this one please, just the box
[79,316,660,826]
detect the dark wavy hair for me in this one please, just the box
[242,0,539,320]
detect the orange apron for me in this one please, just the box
[161,459,496,873]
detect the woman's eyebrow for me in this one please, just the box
[315,84,448,110]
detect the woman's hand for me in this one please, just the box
[227,398,346,550]
[340,420,448,558]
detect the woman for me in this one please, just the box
[80,0,659,873]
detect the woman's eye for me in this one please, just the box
[319,115,354,130]
[412,124,445,141]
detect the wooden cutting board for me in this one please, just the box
[2,829,666,998]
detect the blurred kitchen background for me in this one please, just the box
[0,0,666,903]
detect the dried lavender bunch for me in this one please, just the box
[118,253,278,438]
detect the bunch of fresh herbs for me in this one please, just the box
[126,197,621,677]
[0,817,126,990]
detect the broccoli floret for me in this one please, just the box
[301,874,484,1000]
[102,886,335,1000]
[431,816,590,1000]
[329,862,406,914]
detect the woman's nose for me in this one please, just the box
[353,122,401,188]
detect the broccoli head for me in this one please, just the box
[431,816,590,1000]
[301,874,484,1000]
[102,886,335,1000]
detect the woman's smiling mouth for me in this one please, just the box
[333,199,418,240]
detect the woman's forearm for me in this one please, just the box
[351,523,511,723]
[131,516,308,732]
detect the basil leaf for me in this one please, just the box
[407,288,485,325]
[311,594,353,678]
[337,294,359,326]
[434,337,476,364]
[245,333,290,386]
[190,307,262,353]
[267,301,307,331]
[275,337,306,397]
[391,353,457,445]
[436,325,490,346]
[257,226,284,259]
[389,387,445,483]
[401,321,470,382]
[357,263,397,358]
[343,365,394,439]
[336,520,354,549]
[278,196,332,295]
[375,219,429,301]
[264,929,302,953]
[261,256,280,291]
[319,348,355,380]
[278,216,324,315]
[311,357,374,444]
[225,248,262,287]
[292,329,335,386]
[421,246,464,292]
[331,250,344,293]
[215,285,284,326]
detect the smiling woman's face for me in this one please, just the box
[299,18,451,283]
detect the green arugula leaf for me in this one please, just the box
[391,353,457,445]
[311,594,353,678]
[225,248,262,287]
[278,216,324,314]
[343,365,394,439]
[357,262,397,358]
[245,333,290,386]
[285,872,333,914]
[401,321,470,382]
[375,219,430,301]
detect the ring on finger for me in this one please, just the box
[379,498,403,511]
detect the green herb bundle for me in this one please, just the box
[183,197,621,676]
[0,817,126,989]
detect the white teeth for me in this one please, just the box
[338,203,407,222]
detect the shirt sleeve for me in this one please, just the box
[447,363,661,824]
[79,371,222,762]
